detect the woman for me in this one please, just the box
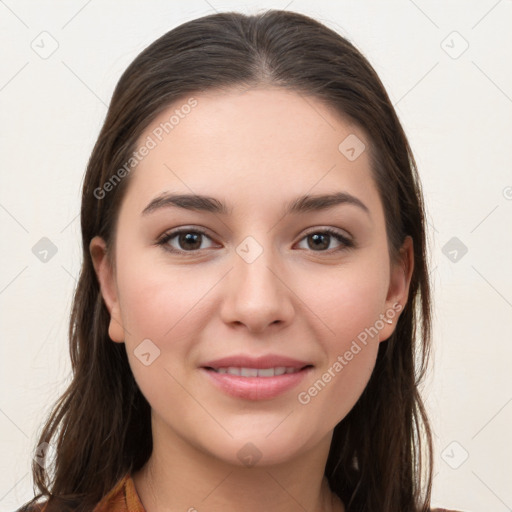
[17,9,464,512]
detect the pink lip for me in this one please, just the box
[199,354,314,401]
[200,367,313,400]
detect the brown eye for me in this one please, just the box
[297,229,354,252]
[157,228,216,253]
[176,232,203,250]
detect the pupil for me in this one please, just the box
[180,233,201,249]
[310,233,328,250]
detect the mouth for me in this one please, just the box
[199,356,314,400]
[203,365,313,377]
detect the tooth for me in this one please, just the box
[216,366,301,377]
[240,367,258,377]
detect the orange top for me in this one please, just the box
[92,473,144,512]
[33,473,463,512]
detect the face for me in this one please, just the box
[90,86,413,467]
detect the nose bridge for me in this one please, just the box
[221,233,293,331]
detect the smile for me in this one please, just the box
[209,366,303,377]
[201,365,313,400]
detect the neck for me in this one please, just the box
[132,416,344,512]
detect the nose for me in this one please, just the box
[219,240,295,334]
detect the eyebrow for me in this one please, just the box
[141,191,370,217]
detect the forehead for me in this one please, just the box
[121,87,380,217]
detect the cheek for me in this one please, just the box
[115,259,219,394]
[297,344,379,434]
[297,257,389,345]
[291,261,387,424]
[296,287,383,431]
[115,261,204,423]
[116,256,214,341]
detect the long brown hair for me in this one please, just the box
[19,9,433,512]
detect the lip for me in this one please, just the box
[199,354,314,401]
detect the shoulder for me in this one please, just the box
[13,473,139,512]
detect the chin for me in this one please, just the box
[206,429,320,469]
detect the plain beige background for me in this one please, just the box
[1,1,511,511]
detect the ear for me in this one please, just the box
[379,235,414,342]
[89,236,125,343]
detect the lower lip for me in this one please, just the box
[200,367,313,400]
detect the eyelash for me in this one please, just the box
[155,227,355,255]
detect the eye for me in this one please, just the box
[296,228,354,252]
[156,228,217,253]
[156,227,354,255]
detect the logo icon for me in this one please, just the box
[441,440,469,469]
[237,442,263,467]
[441,31,469,59]
[338,134,366,161]
[30,31,59,59]
[236,236,264,264]
[442,236,468,263]
[32,237,58,263]
[134,339,161,366]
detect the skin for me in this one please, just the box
[90,86,413,512]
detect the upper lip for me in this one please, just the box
[201,354,313,370]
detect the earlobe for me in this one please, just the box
[89,236,125,343]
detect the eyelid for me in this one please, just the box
[301,226,352,241]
